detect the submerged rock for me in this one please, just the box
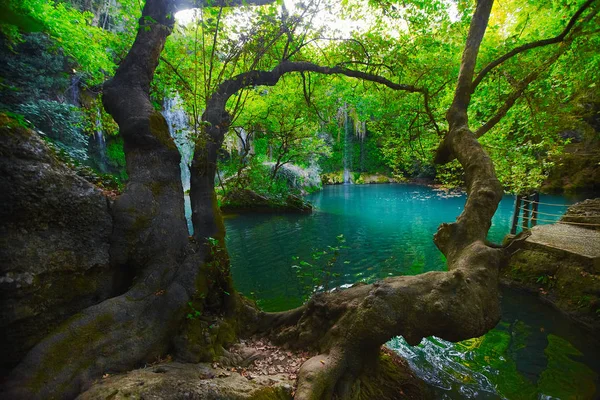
[0,116,115,374]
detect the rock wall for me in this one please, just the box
[0,116,116,374]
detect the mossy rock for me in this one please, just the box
[220,189,312,214]
[504,249,600,332]
[0,115,114,373]
[321,171,344,185]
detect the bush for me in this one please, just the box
[18,100,88,161]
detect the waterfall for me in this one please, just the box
[94,109,108,173]
[356,120,366,172]
[236,127,253,160]
[70,75,81,106]
[343,107,353,184]
[162,95,194,234]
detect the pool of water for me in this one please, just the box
[224,183,598,399]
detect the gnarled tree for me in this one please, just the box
[3,0,597,399]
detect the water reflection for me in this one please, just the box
[388,287,599,399]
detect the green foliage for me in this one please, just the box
[106,137,125,167]
[1,0,139,83]
[435,160,465,188]
[0,0,135,181]
[19,100,88,161]
[0,33,70,108]
[3,0,595,195]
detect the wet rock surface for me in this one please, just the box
[0,117,115,373]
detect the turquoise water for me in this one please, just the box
[224,184,598,399]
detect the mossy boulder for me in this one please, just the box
[321,171,344,185]
[354,173,399,184]
[321,171,399,185]
[220,189,312,214]
[0,115,115,374]
[503,248,600,332]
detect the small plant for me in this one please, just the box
[292,234,348,301]
[186,301,202,320]
[535,274,555,288]
[576,295,592,310]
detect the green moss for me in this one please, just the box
[29,313,114,394]
[149,112,177,150]
[149,181,163,196]
[538,335,598,399]
[504,250,559,283]
[321,171,344,185]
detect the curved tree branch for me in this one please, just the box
[474,5,598,138]
[471,0,596,92]
[474,50,564,138]
[192,3,505,399]
[189,60,434,243]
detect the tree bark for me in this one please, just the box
[2,2,199,398]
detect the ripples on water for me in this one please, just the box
[224,184,598,399]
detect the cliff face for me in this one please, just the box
[0,116,116,374]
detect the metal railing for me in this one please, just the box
[510,193,599,234]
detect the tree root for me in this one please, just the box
[257,241,503,399]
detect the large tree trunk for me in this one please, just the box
[3,1,511,399]
[2,2,202,398]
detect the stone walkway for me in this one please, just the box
[524,224,600,271]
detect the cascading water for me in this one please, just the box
[70,75,81,106]
[236,127,253,160]
[162,95,195,234]
[356,120,366,172]
[93,109,108,173]
[342,107,353,184]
